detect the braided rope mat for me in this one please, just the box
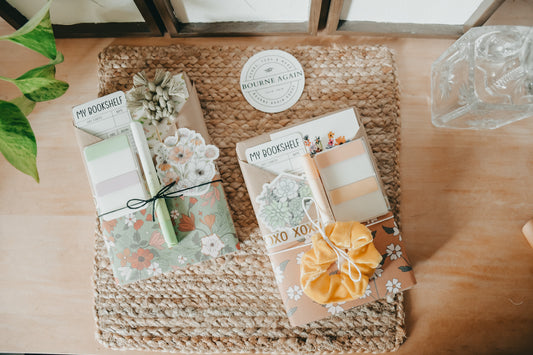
[95,44,404,353]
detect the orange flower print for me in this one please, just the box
[127,248,154,270]
[161,170,179,186]
[159,163,172,171]
[169,146,193,164]
[101,219,117,233]
[178,213,196,232]
[190,197,198,205]
[133,219,144,230]
[149,231,165,250]
[335,136,346,145]
[200,214,216,231]
[117,248,131,267]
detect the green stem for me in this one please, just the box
[0,75,15,83]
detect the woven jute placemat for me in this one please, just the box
[95,44,403,353]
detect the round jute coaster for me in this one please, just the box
[94,44,404,353]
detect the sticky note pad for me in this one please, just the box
[314,138,389,222]
[84,135,147,220]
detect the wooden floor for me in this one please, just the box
[1,8,533,355]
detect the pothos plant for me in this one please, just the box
[0,0,68,182]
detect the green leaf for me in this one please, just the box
[14,77,69,102]
[10,96,36,116]
[382,225,395,234]
[399,266,412,272]
[0,1,57,60]
[287,307,298,317]
[279,259,290,271]
[18,63,57,80]
[0,100,39,182]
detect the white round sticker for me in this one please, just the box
[240,50,305,113]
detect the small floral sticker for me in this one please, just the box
[256,174,312,232]
[386,278,402,294]
[386,243,402,260]
[154,128,219,196]
[287,285,303,301]
[177,255,187,265]
[200,234,224,257]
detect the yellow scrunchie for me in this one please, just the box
[300,222,382,304]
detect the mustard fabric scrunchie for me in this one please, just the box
[300,221,382,304]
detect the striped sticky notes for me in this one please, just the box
[314,138,389,222]
[84,135,147,221]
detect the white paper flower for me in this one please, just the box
[177,255,187,265]
[386,243,402,260]
[360,284,372,299]
[124,214,136,227]
[200,234,225,258]
[273,265,284,284]
[170,209,180,220]
[146,262,162,276]
[287,285,303,301]
[386,278,402,294]
[185,158,216,184]
[325,302,345,315]
[296,251,305,265]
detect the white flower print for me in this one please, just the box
[386,243,402,261]
[177,255,187,265]
[360,284,372,299]
[287,285,303,301]
[124,214,136,227]
[273,265,284,284]
[296,251,305,265]
[325,302,345,315]
[118,266,133,280]
[200,234,225,258]
[393,221,402,241]
[103,236,115,251]
[371,266,383,279]
[170,209,180,220]
[386,278,402,294]
[147,262,162,276]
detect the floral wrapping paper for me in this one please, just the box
[268,212,416,326]
[101,181,239,284]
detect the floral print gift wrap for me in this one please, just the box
[94,72,238,285]
[236,109,416,326]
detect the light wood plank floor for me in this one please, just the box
[1,10,532,355]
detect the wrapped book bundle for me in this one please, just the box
[73,71,239,284]
[237,108,416,326]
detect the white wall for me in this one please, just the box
[340,0,485,24]
[7,0,145,25]
[171,0,311,23]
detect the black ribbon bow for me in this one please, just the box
[98,179,221,221]
[126,179,222,221]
